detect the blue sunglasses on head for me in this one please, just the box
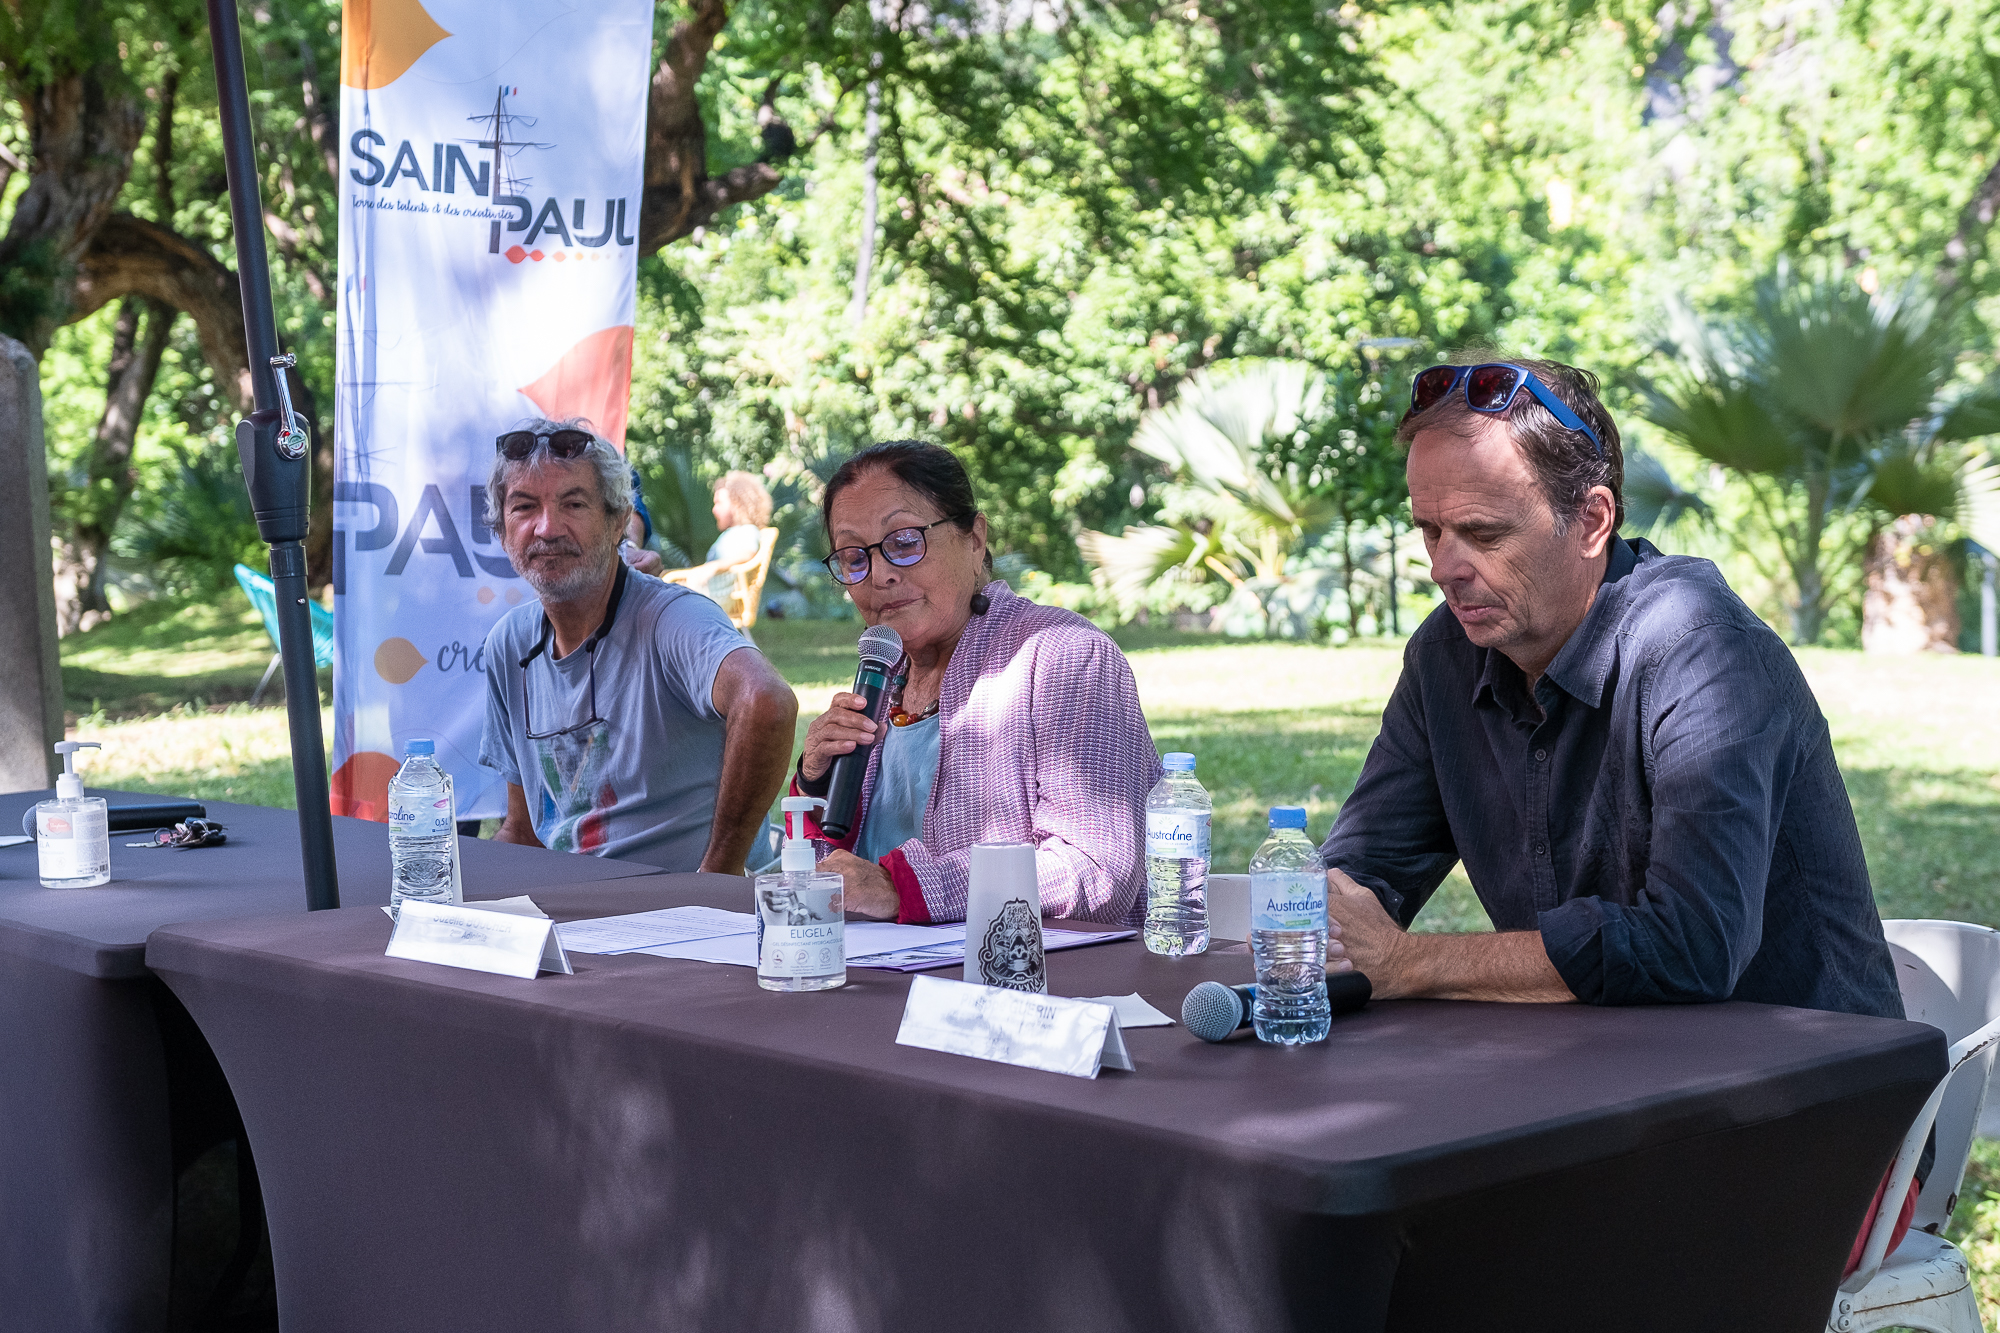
[1405,362,1603,457]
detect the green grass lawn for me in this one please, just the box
[52,599,2000,1324]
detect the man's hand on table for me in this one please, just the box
[1324,867,1576,1003]
[819,849,900,920]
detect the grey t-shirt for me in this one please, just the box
[481,568,757,870]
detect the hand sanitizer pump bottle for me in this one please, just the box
[37,741,110,888]
[756,797,846,993]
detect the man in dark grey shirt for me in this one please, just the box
[1320,356,1902,1019]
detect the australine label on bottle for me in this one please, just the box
[389,795,454,838]
[1251,873,1326,932]
[1145,812,1211,861]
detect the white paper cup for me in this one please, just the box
[1207,874,1252,942]
[965,843,1046,993]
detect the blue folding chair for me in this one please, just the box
[233,563,335,706]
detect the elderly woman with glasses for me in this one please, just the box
[796,440,1163,925]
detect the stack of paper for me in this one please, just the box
[554,905,756,954]
[551,904,1137,973]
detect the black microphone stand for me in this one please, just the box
[206,0,340,911]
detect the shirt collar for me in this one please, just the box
[1467,538,1644,713]
[1540,537,1643,710]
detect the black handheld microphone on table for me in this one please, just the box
[818,624,905,841]
[1182,973,1372,1042]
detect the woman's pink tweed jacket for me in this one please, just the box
[802,581,1162,926]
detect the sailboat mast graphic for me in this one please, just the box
[468,86,553,254]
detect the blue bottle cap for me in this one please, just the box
[1268,805,1307,829]
[404,739,436,756]
[1162,752,1196,772]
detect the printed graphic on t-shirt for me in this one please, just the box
[534,722,616,853]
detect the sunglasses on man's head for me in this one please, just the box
[495,429,596,460]
[1404,363,1604,457]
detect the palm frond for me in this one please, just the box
[1621,450,1711,536]
[1755,262,1956,450]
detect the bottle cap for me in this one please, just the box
[1268,805,1307,830]
[52,740,101,801]
[1162,752,1196,772]
[779,796,828,874]
[404,739,436,756]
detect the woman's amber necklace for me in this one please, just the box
[885,663,937,727]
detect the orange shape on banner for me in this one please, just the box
[374,637,429,684]
[340,0,452,89]
[518,325,635,448]
[330,750,400,822]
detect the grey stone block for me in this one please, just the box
[0,336,62,792]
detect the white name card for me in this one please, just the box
[385,899,572,979]
[895,975,1133,1079]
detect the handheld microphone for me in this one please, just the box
[819,625,904,841]
[1182,972,1372,1042]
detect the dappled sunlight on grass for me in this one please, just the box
[65,704,329,809]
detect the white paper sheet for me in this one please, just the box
[636,921,968,968]
[554,906,757,955]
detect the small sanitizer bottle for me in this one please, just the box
[37,741,110,888]
[756,796,846,993]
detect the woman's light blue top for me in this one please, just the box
[703,523,763,602]
[854,710,941,863]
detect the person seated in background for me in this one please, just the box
[799,440,1161,925]
[480,418,797,872]
[661,470,772,605]
[1315,356,1922,1269]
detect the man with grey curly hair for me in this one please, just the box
[480,418,796,872]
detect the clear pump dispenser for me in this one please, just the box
[37,741,110,888]
[755,797,846,992]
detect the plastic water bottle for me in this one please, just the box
[388,739,460,917]
[1248,806,1330,1044]
[1144,752,1211,955]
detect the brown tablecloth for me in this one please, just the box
[148,874,1944,1333]
[0,789,660,1333]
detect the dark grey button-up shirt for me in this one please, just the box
[1321,538,1903,1018]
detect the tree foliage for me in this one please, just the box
[6,0,2000,638]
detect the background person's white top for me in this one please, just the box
[703,523,764,602]
[481,572,758,870]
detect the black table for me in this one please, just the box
[147,875,1945,1333]
[0,789,660,1333]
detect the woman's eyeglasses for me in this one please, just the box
[1405,363,1604,457]
[496,429,596,461]
[822,516,966,586]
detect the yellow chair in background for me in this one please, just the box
[720,527,780,632]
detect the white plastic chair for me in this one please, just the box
[1829,920,2000,1333]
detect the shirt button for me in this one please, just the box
[1534,749,1547,762]
[1534,843,1548,856]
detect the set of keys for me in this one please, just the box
[125,818,229,850]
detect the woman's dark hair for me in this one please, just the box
[822,440,993,573]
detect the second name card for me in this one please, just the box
[895,975,1134,1079]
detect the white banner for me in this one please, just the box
[330,0,654,821]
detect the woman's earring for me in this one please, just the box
[970,592,990,615]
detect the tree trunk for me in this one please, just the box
[1788,468,1831,644]
[0,9,147,356]
[54,296,176,634]
[1862,517,1961,654]
[73,213,252,412]
[637,0,790,251]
